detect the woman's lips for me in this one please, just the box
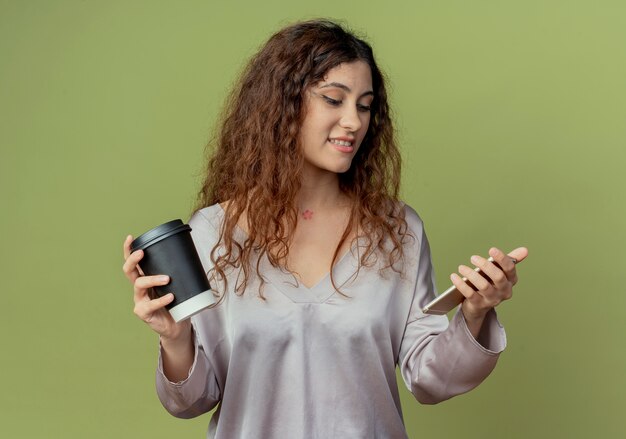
[328,138,354,153]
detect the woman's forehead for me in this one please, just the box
[317,61,373,93]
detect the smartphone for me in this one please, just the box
[422,256,518,315]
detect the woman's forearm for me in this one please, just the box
[160,325,195,383]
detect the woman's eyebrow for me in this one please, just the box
[319,82,374,98]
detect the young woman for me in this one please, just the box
[122,19,528,438]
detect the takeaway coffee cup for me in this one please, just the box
[130,219,214,322]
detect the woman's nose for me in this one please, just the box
[339,106,362,132]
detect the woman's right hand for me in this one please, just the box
[122,235,191,342]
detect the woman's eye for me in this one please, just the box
[322,95,341,106]
[321,94,371,112]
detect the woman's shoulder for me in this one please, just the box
[396,200,426,235]
[188,202,224,232]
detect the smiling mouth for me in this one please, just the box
[328,138,353,147]
[328,138,354,153]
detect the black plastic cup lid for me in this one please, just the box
[130,219,191,252]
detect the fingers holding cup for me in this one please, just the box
[122,236,146,283]
[133,292,175,322]
[133,274,170,303]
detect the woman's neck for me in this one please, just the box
[297,168,349,213]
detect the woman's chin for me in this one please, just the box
[303,158,354,176]
[327,162,353,174]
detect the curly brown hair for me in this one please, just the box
[191,19,410,301]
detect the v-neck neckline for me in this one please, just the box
[214,203,361,303]
[269,237,362,303]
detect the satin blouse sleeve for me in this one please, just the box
[154,209,222,417]
[397,207,507,404]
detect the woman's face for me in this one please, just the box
[299,60,373,176]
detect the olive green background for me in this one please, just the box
[1,0,624,438]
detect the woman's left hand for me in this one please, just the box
[451,247,529,333]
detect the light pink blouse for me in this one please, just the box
[155,203,506,438]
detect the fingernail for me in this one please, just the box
[470,255,479,264]
[159,275,169,282]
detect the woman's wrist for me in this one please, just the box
[461,306,489,339]
[160,323,195,383]
[160,321,193,349]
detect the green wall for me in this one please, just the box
[1,1,624,437]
